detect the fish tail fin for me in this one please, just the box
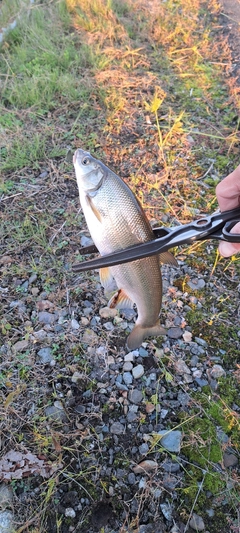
[126,321,165,351]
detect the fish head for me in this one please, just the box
[73,149,104,192]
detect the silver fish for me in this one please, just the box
[73,148,177,350]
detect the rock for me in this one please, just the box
[28,273,37,284]
[33,329,47,341]
[158,430,182,453]
[36,300,54,311]
[223,452,238,468]
[132,364,144,379]
[194,378,208,387]
[216,429,229,444]
[0,484,13,508]
[128,389,143,404]
[65,508,76,518]
[167,327,182,339]
[145,403,155,414]
[82,328,99,344]
[139,443,149,455]
[132,460,158,473]
[99,307,118,318]
[110,422,125,435]
[45,403,67,423]
[161,460,180,473]
[128,473,136,485]
[182,331,192,342]
[0,510,14,533]
[38,311,57,325]
[123,372,133,386]
[160,502,172,521]
[209,364,226,379]
[195,337,208,347]
[12,339,28,353]
[71,318,80,330]
[162,474,178,491]
[124,352,136,362]
[189,513,205,531]
[175,359,191,375]
[71,372,83,383]
[103,321,114,331]
[188,278,205,290]
[37,347,52,364]
[123,361,133,371]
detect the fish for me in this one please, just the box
[73,148,178,350]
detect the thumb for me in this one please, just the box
[219,221,240,257]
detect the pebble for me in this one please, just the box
[38,311,57,325]
[160,502,173,521]
[188,278,205,290]
[33,329,47,341]
[223,452,238,468]
[123,372,133,386]
[12,339,29,353]
[45,403,67,423]
[82,329,99,344]
[132,460,158,473]
[209,364,226,379]
[189,513,205,531]
[128,473,136,485]
[37,347,52,364]
[161,460,180,473]
[124,352,136,363]
[103,321,114,331]
[0,484,13,508]
[0,510,14,533]
[139,443,149,455]
[195,377,208,387]
[71,318,80,330]
[175,359,191,375]
[65,508,76,518]
[99,307,118,318]
[110,422,125,435]
[195,336,208,346]
[123,361,133,371]
[158,430,182,453]
[167,327,182,339]
[132,364,144,379]
[128,389,143,404]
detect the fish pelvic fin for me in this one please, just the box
[127,321,165,351]
[100,267,115,290]
[159,251,178,267]
[86,194,102,222]
[108,289,134,310]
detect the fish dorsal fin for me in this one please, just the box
[108,289,134,310]
[86,194,102,222]
[159,251,178,267]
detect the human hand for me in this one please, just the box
[216,166,240,257]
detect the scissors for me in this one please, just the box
[72,207,240,272]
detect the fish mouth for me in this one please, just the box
[73,150,77,164]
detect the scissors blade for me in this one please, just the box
[72,207,240,272]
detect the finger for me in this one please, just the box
[216,166,240,212]
[218,221,240,257]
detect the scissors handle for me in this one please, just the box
[72,207,240,272]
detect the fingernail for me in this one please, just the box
[219,242,234,257]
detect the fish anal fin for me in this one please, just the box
[108,289,134,310]
[100,267,114,289]
[159,251,178,267]
[86,194,102,222]
[127,321,165,350]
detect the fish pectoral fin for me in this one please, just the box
[86,194,102,222]
[108,289,134,310]
[127,321,165,350]
[159,251,178,267]
[99,267,115,290]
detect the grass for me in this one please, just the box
[0,0,240,532]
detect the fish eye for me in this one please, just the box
[82,157,90,165]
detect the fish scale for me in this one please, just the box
[74,148,176,350]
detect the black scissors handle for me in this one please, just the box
[72,207,240,272]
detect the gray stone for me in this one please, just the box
[123,361,133,371]
[65,508,76,518]
[38,311,57,325]
[223,452,238,468]
[216,429,229,444]
[0,484,13,509]
[82,328,98,344]
[12,339,29,353]
[195,378,208,387]
[123,372,133,386]
[162,474,178,491]
[210,364,226,379]
[158,430,182,453]
[127,411,138,422]
[160,502,173,521]
[132,364,144,379]
[37,347,52,364]
[129,389,143,404]
[138,347,148,357]
[128,473,136,485]
[29,273,37,284]
[195,337,208,347]
[188,278,205,290]
[33,329,47,341]
[103,321,114,331]
[110,422,125,435]
[161,460,180,473]
[175,359,191,375]
[124,352,136,362]
[189,513,205,531]
[45,403,67,423]
[167,327,182,339]
[71,318,80,330]
[139,443,149,455]
[0,510,14,533]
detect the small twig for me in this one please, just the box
[196,161,214,180]
[49,221,66,244]
[183,472,206,533]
